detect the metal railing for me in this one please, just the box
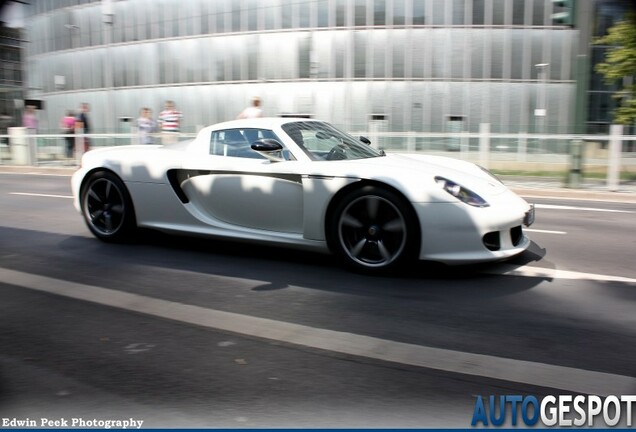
[2,124,634,191]
[359,125,635,191]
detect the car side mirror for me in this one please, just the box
[359,136,371,145]
[251,139,285,162]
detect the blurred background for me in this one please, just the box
[0,0,635,174]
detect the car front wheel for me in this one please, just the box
[81,171,136,242]
[329,186,418,273]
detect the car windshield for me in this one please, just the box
[282,121,383,161]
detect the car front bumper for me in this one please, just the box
[414,197,532,264]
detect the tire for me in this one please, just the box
[81,171,137,242]
[328,186,419,273]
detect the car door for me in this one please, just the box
[180,128,304,234]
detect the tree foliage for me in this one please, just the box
[594,12,636,125]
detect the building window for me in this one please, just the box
[316,1,328,27]
[354,32,366,78]
[393,0,406,26]
[374,0,386,26]
[354,0,366,26]
[336,0,346,27]
[413,1,425,25]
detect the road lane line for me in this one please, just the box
[487,264,636,284]
[1,266,634,396]
[535,203,633,213]
[525,229,567,235]
[9,192,73,199]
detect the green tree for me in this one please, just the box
[594,12,636,125]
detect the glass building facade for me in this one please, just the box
[587,0,635,134]
[22,0,584,136]
[0,23,24,134]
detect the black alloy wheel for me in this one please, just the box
[329,186,418,273]
[81,171,136,242]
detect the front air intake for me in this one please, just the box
[511,225,523,246]
[483,231,501,251]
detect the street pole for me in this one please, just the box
[103,0,114,135]
[574,0,591,134]
[535,63,549,152]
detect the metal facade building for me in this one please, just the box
[19,0,628,138]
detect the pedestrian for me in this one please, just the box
[22,105,38,163]
[136,107,157,144]
[158,100,182,145]
[22,105,38,132]
[60,110,76,158]
[76,102,91,151]
[237,96,263,119]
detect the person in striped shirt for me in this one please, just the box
[158,100,182,144]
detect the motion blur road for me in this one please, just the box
[0,170,635,428]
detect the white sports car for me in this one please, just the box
[71,118,534,273]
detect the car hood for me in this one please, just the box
[319,153,509,200]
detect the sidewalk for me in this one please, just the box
[1,165,635,203]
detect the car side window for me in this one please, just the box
[210,128,259,159]
[210,128,291,160]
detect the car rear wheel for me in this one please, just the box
[81,171,136,242]
[329,186,418,273]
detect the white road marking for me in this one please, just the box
[1,266,634,396]
[535,203,633,213]
[9,192,73,199]
[488,264,636,284]
[124,343,156,354]
[525,228,567,235]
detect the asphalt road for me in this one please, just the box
[0,171,635,428]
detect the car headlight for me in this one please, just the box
[435,176,489,207]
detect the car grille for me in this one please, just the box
[482,225,524,251]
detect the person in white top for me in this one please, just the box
[136,107,157,145]
[237,96,263,119]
